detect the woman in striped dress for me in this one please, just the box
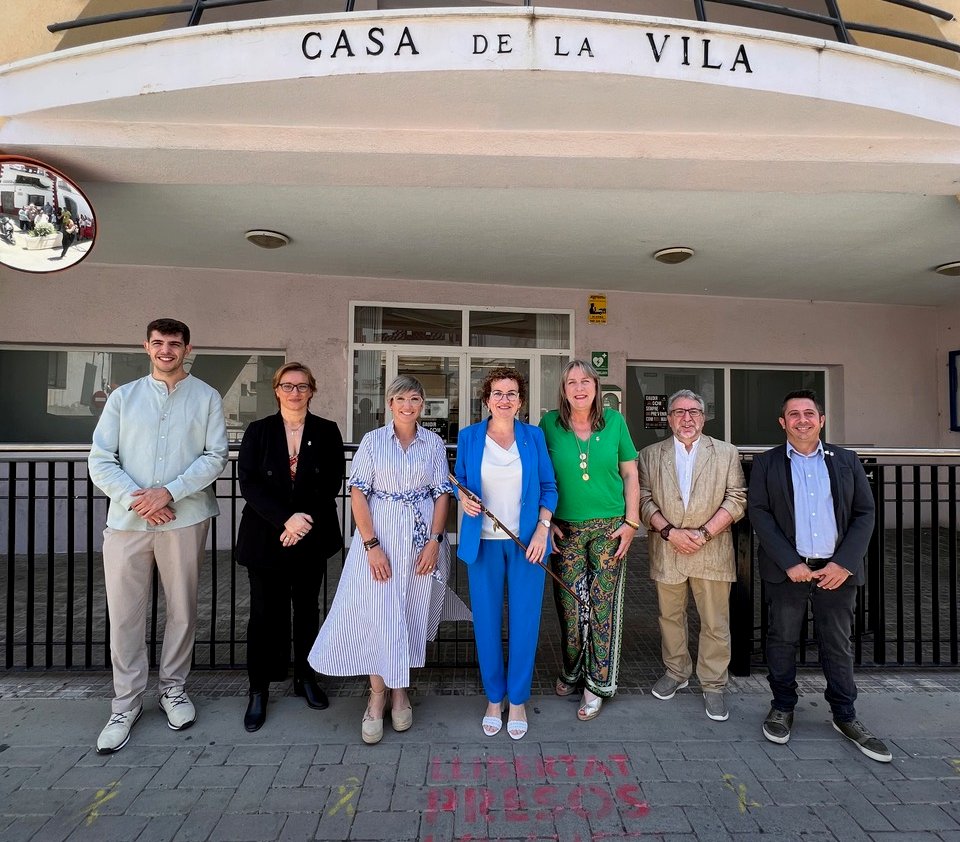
[308,375,469,744]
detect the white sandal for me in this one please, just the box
[507,719,528,740]
[481,702,504,736]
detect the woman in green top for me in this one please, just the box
[540,359,640,721]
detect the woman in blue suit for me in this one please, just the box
[455,366,557,740]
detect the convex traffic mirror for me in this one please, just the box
[0,155,96,273]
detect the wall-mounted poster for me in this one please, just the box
[588,295,607,324]
[644,394,668,429]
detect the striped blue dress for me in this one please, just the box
[308,423,471,688]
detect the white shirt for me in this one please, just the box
[674,435,701,510]
[480,436,522,540]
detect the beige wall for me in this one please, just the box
[839,0,960,72]
[0,263,952,448]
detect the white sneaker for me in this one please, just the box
[96,706,142,754]
[159,687,196,730]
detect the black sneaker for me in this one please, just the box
[832,719,892,763]
[762,707,793,744]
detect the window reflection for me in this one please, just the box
[0,349,282,444]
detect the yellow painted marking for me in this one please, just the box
[949,759,960,775]
[328,775,361,817]
[722,773,761,814]
[80,780,120,826]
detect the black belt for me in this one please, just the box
[803,557,832,570]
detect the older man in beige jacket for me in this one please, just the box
[639,389,746,721]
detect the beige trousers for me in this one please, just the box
[656,577,731,692]
[102,521,209,713]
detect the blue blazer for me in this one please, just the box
[454,419,558,566]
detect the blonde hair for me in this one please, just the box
[272,362,317,407]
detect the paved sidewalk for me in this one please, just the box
[1,682,959,841]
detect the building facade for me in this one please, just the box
[2,1,960,449]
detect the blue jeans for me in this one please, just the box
[764,577,858,722]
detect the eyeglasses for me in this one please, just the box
[669,408,704,418]
[277,383,311,393]
[491,391,520,402]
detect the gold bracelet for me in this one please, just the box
[623,518,640,530]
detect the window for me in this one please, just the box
[354,306,462,345]
[349,303,574,442]
[626,364,827,448]
[46,352,68,389]
[469,311,569,349]
[0,347,283,444]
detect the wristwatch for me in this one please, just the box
[538,518,552,530]
[431,533,443,544]
[660,524,674,540]
[698,526,713,543]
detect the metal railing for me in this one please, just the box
[47,0,960,59]
[0,445,472,672]
[729,451,960,675]
[2,445,959,673]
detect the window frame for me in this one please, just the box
[626,361,831,445]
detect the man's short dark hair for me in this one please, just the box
[780,389,824,417]
[147,318,190,346]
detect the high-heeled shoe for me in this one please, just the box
[577,692,603,721]
[293,674,329,710]
[555,678,577,697]
[362,689,387,745]
[244,690,267,732]
[391,691,413,732]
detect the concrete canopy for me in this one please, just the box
[2,8,960,305]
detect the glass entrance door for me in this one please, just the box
[350,349,564,442]
[397,354,460,444]
[467,356,531,426]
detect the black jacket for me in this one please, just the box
[748,442,875,585]
[236,412,345,567]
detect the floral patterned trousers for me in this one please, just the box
[550,516,626,698]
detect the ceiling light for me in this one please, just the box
[934,261,960,277]
[653,247,694,264]
[244,230,290,249]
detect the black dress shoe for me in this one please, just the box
[244,691,267,732]
[294,675,329,710]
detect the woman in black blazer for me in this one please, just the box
[236,362,345,731]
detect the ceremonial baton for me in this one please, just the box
[447,473,589,611]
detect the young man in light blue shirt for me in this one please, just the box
[89,318,228,753]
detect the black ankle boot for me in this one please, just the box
[293,674,329,710]
[244,690,268,732]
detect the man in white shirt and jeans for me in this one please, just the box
[89,318,228,753]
